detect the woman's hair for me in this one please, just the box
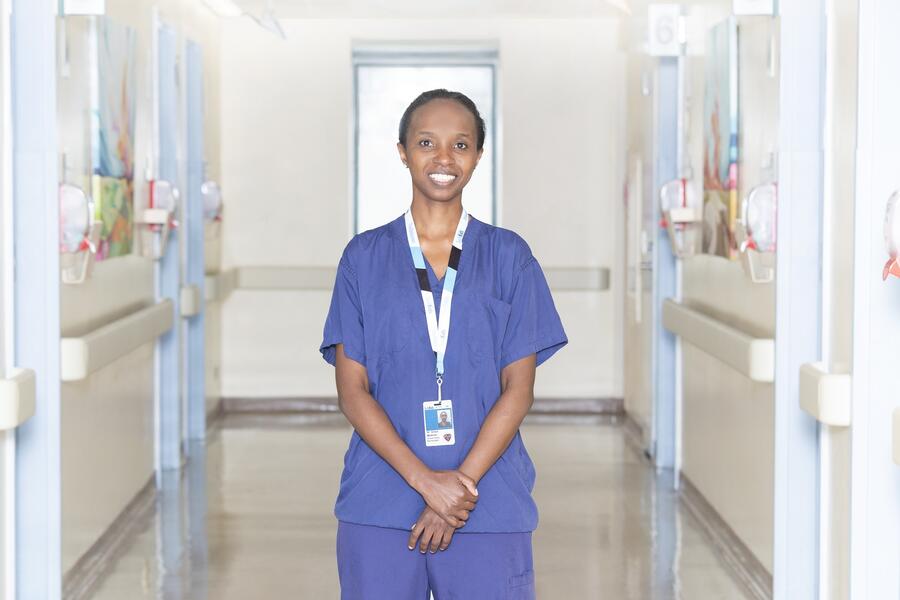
[398,89,486,151]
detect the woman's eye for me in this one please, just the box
[455,142,468,150]
[419,139,433,148]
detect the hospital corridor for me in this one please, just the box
[2,0,899,599]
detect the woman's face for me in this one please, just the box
[397,99,483,205]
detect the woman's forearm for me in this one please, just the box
[339,386,432,487]
[458,355,536,483]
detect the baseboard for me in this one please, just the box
[679,474,773,600]
[206,396,225,429]
[221,396,623,416]
[622,413,645,448]
[223,396,340,413]
[63,476,157,600]
[530,397,623,414]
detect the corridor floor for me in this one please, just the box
[84,415,754,599]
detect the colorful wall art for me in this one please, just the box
[702,18,740,259]
[91,17,137,259]
[91,175,133,260]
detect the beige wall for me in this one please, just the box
[219,17,626,400]
[622,46,655,437]
[681,256,775,570]
[679,12,778,573]
[58,1,221,572]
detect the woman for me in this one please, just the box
[320,89,567,599]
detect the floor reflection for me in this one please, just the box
[85,416,752,599]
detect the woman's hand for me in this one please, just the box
[411,469,478,528]
[408,506,456,553]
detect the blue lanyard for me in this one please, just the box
[403,207,469,399]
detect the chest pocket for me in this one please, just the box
[465,292,512,363]
[367,284,412,356]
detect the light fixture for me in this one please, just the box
[202,0,286,40]
[202,0,242,18]
[249,0,286,40]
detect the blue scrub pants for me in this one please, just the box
[336,521,535,599]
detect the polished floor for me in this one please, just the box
[84,414,753,599]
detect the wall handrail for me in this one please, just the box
[208,265,611,294]
[61,300,175,382]
[0,368,37,430]
[180,284,201,317]
[662,299,774,383]
[798,362,851,426]
[205,269,237,302]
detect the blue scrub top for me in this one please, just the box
[320,214,567,533]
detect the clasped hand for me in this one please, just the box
[414,469,478,527]
[409,470,478,553]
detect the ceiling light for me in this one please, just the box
[202,0,242,18]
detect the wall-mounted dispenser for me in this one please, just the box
[59,183,102,285]
[659,178,702,259]
[201,180,223,222]
[883,190,900,280]
[139,179,179,260]
[736,182,777,283]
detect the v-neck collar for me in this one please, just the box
[391,212,483,292]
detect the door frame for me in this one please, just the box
[12,1,63,598]
[153,10,183,473]
[772,1,826,598]
[849,1,900,597]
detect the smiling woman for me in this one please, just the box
[321,89,567,599]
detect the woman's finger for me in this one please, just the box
[429,529,442,553]
[419,528,435,554]
[408,522,423,550]
[439,527,454,551]
[454,509,469,522]
[441,514,461,528]
[457,474,479,497]
[462,500,476,511]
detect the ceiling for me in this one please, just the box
[236,0,632,19]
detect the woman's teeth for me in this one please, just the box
[429,173,456,184]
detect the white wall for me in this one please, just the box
[58,1,220,572]
[219,17,626,400]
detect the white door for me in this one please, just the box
[849,1,900,597]
[0,1,10,593]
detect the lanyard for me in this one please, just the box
[404,207,469,400]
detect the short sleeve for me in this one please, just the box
[320,255,366,367]
[500,255,568,369]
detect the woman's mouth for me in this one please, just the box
[428,173,457,186]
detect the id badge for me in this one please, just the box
[423,399,455,447]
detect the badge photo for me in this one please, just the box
[423,400,455,447]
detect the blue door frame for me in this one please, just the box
[156,21,182,472]
[184,40,206,442]
[652,57,679,471]
[12,1,62,597]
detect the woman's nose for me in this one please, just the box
[433,146,453,165]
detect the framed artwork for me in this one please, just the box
[90,16,136,259]
[91,176,133,260]
[702,18,739,259]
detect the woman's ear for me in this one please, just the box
[397,142,409,168]
[474,148,484,168]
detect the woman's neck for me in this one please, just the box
[409,198,464,242]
